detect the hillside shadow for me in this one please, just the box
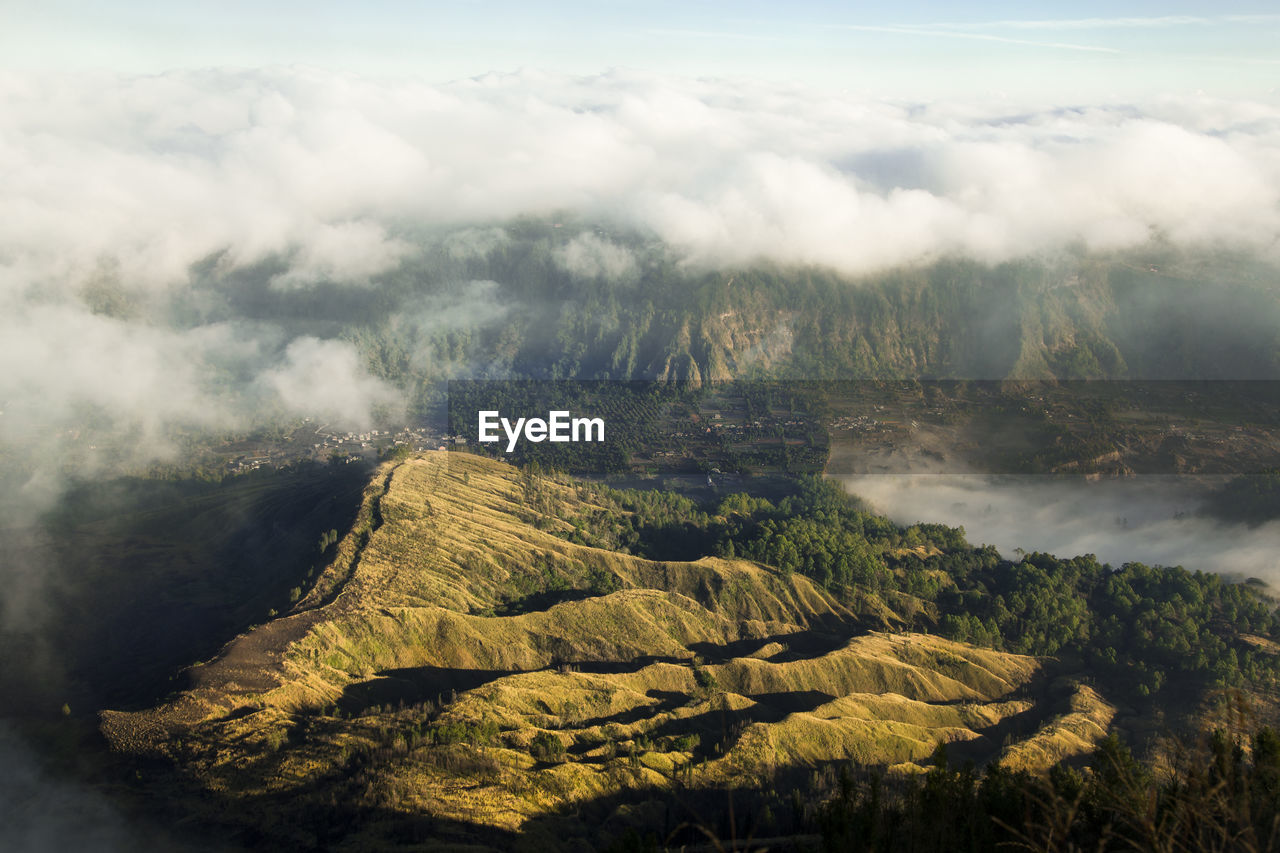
[493,588,594,615]
[331,628,861,721]
[6,460,373,716]
[133,677,1068,853]
[337,665,521,714]
[570,655,689,674]
[688,628,853,664]
[156,752,799,852]
[944,674,1086,769]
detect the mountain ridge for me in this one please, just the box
[97,451,1127,848]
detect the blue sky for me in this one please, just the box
[3,1,1277,98]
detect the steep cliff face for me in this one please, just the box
[701,256,1275,383]
[350,245,1279,408]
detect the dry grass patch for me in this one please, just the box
[999,683,1116,773]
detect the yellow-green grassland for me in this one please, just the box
[93,451,1127,850]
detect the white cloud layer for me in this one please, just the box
[844,474,1280,584]
[3,68,1278,290]
[260,337,401,428]
[0,67,1279,488]
[553,233,640,283]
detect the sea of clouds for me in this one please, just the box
[1,67,1278,487]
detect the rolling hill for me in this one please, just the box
[98,452,1122,850]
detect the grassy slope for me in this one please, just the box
[100,452,1103,846]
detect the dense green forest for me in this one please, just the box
[1208,470,1280,526]
[805,725,1280,853]
[600,723,1280,852]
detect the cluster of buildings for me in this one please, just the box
[830,414,888,434]
[312,425,450,456]
[224,423,451,475]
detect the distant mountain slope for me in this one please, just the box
[291,232,1280,402]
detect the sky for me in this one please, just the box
[2,1,1278,99]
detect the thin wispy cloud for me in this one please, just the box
[1192,55,1280,66]
[1222,14,1280,24]
[941,16,1209,31]
[644,28,782,43]
[830,24,1120,54]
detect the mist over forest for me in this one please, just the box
[845,474,1280,581]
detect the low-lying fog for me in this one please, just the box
[841,474,1280,581]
